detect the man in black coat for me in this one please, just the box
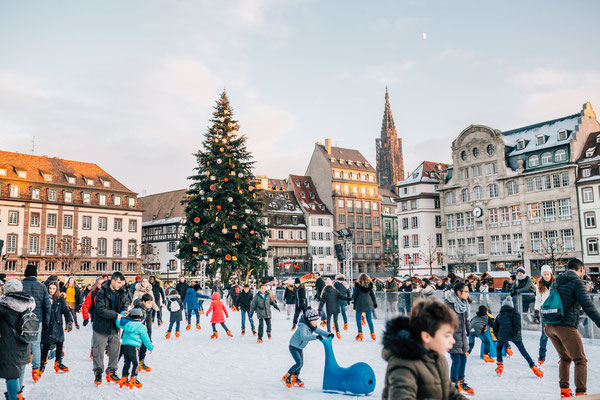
[175,276,189,300]
[235,284,255,335]
[510,267,535,313]
[92,272,128,384]
[149,276,165,325]
[314,273,326,325]
[21,264,50,379]
[291,278,307,330]
[545,259,600,397]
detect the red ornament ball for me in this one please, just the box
[216,205,222,210]
[224,177,228,182]
[194,217,200,223]
[250,230,255,235]
[210,184,216,191]
[225,254,232,261]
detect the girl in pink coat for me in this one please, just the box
[206,292,232,339]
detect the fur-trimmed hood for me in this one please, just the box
[382,316,428,361]
[0,292,36,313]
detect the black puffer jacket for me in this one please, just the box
[235,290,254,311]
[0,292,36,379]
[352,282,377,311]
[42,296,73,345]
[314,277,325,300]
[92,282,128,335]
[552,270,600,328]
[21,277,51,327]
[295,285,308,311]
[510,276,534,296]
[151,281,165,307]
[319,285,351,315]
[334,281,351,306]
[283,285,297,305]
[493,304,521,342]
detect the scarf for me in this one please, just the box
[445,290,470,315]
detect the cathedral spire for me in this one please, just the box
[381,87,396,138]
[376,88,404,188]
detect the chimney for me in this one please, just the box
[325,138,332,154]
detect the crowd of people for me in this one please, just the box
[1,260,600,399]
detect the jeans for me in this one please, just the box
[539,321,548,358]
[356,310,374,334]
[241,310,255,330]
[288,345,304,375]
[167,321,180,332]
[449,353,467,382]
[212,322,229,332]
[186,309,200,325]
[5,365,25,400]
[326,312,340,333]
[339,304,348,324]
[121,345,138,378]
[496,340,535,367]
[31,325,43,369]
[468,332,490,355]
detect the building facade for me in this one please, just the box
[397,161,448,276]
[576,130,600,277]
[288,175,336,274]
[439,103,600,276]
[306,139,384,274]
[0,151,142,279]
[380,188,399,275]
[138,189,187,281]
[376,88,404,188]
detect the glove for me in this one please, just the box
[327,333,334,338]
[83,319,89,327]
[316,335,323,341]
[534,310,541,324]
[374,304,378,309]
[66,321,73,332]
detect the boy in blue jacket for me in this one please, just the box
[283,308,331,388]
[116,308,154,389]
[184,285,211,330]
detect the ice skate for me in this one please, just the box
[495,362,503,376]
[355,332,363,341]
[211,331,218,339]
[54,362,69,373]
[457,380,474,395]
[531,366,543,378]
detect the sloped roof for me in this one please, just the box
[398,161,449,186]
[317,144,376,172]
[503,114,579,157]
[379,187,397,205]
[261,190,304,215]
[289,175,332,215]
[138,189,187,222]
[0,150,135,193]
[577,131,600,162]
[267,178,287,191]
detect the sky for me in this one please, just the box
[2,0,600,196]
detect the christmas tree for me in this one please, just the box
[177,91,267,283]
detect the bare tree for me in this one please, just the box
[55,236,88,274]
[140,242,160,275]
[453,245,471,278]
[419,236,440,276]
[536,235,570,274]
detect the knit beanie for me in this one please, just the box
[502,295,514,308]
[304,308,320,321]
[516,267,526,275]
[541,264,552,275]
[24,264,38,277]
[4,279,23,293]
[295,278,301,284]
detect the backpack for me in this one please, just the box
[15,310,40,344]
[541,283,564,324]
[169,299,181,312]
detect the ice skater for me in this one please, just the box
[250,282,280,343]
[165,288,183,339]
[116,308,153,389]
[206,292,232,338]
[236,284,256,336]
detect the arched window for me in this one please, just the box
[461,188,470,202]
[506,181,519,196]
[473,186,483,200]
[555,149,567,162]
[488,183,499,198]
[541,152,552,165]
[529,155,539,167]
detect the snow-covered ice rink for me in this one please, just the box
[22,308,600,399]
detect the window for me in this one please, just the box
[48,189,57,201]
[561,172,569,186]
[534,176,543,190]
[491,235,500,255]
[486,162,497,175]
[112,262,122,272]
[517,139,525,150]
[5,261,17,271]
[477,237,485,254]
[552,173,561,188]
[434,198,440,209]
[348,216,354,228]
[31,188,40,200]
[558,199,571,220]
[114,218,122,231]
[456,213,465,230]
[29,235,39,254]
[542,201,555,221]
[583,168,591,178]
[289,231,294,240]
[587,239,599,255]
[530,232,542,252]
[541,152,552,165]
[81,238,91,255]
[558,129,568,141]
[461,188,470,202]
[403,235,410,248]
[511,205,521,223]
[128,197,136,208]
[435,215,442,228]
[339,214,345,224]
[374,216,379,226]
[63,215,72,229]
[9,211,18,225]
[114,196,122,206]
[471,165,482,177]
[585,212,597,228]
[47,214,56,228]
[544,175,552,190]
[499,207,509,224]
[82,192,91,204]
[278,230,284,239]
[82,216,92,230]
[128,240,137,257]
[9,185,19,198]
[436,234,443,247]
[447,214,455,231]
[583,187,594,203]
[473,186,483,200]
[127,263,137,272]
[338,199,344,208]
[513,233,523,253]
[528,203,541,222]
[529,155,539,167]
[586,147,596,157]
[501,234,511,255]
[489,208,498,225]
[562,229,575,251]
[96,262,107,272]
[460,168,469,180]
[113,239,122,256]
[445,191,455,205]
[6,234,17,253]
[98,239,107,256]
[555,149,567,162]
[411,217,418,229]
[30,213,40,227]
[99,194,107,206]
[526,178,534,193]
[44,262,55,272]
[506,181,518,196]
[466,212,474,229]
[537,135,545,145]
[448,240,456,257]
[64,191,72,203]
[487,183,499,198]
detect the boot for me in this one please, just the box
[186,324,191,331]
[576,392,587,396]
[196,324,201,330]
[226,330,233,337]
[129,377,142,389]
[483,354,495,363]
[200,310,204,315]
[139,362,151,372]
[119,376,129,388]
[531,366,544,378]
[560,388,572,398]
[106,369,121,384]
[320,320,326,327]
[355,332,363,341]
[16,390,24,400]
[343,323,348,331]
[457,380,474,395]
[293,375,304,387]
[267,332,271,340]
[175,331,180,338]
[282,373,293,388]
[39,362,46,376]
[54,362,69,373]
[211,331,218,339]
[538,355,546,365]
[336,331,341,339]
[94,369,103,386]
[241,329,246,336]
[506,346,513,357]
[371,333,376,341]
[252,329,257,336]
[291,324,297,331]
[495,362,504,376]
[32,368,41,383]
[257,338,263,343]
[165,331,171,339]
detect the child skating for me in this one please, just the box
[283,308,331,388]
[165,288,183,338]
[116,308,154,389]
[250,282,280,343]
[206,292,232,338]
[184,286,210,331]
[467,305,495,363]
[236,284,256,336]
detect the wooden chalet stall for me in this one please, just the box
[480,271,512,292]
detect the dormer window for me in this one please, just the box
[517,139,525,150]
[586,147,596,158]
[319,204,325,211]
[99,178,111,188]
[291,216,298,224]
[294,180,300,187]
[65,175,76,184]
[536,135,545,146]
[41,172,52,181]
[14,168,26,178]
[288,204,294,211]
[596,136,600,144]
[303,181,310,188]
[300,191,305,198]
[309,192,315,199]
[268,192,273,198]
[558,129,568,141]
[269,201,278,209]
[583,167,591,178]
[128,197,136,208]
[0,168,6,176]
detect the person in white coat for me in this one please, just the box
[534,264,554,364]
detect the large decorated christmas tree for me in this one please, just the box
[177,92,267,283]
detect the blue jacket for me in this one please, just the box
[116,317,154,351]
[184,288,210,310]
[289,318,329,349]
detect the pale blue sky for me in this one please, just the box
[2,0,599,195]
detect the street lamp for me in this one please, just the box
[519,244,525,271]
[408,254,414,277]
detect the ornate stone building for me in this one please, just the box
[376,88,404,188]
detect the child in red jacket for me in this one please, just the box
[206,292,232,339]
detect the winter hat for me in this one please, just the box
[477,305,488,316]
[24,264,38,277]
[304,308,320,322]
[4,279,23,293]
[129,308,144,320]
[135,275,141,281]
[541,264,553,275]
[502,295,514,308]
[516,267,526,275]
[294,278,301,284]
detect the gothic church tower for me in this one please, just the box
[376,88,404,188]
